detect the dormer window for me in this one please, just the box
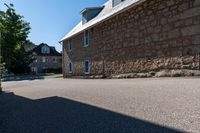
[81,7,104,24]
[112,0,125,7]
[41,46,50,54]
[84,30,89,47]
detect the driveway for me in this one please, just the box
[1,77,200,133]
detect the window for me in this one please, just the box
[68,62,73,73]
[31,67,38,73]
[113,0,125,7]
[53,58,57,63]
[42,57,46,63]
[68,39,72,51]
[84,30,89,47]
[84,60,90,74]
[41,46,50,54]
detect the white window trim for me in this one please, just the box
[41,46,50,54]
[68,62,73,74]
[84,60,90,74]
[68,39,72,51]
[42,57,46,63]
[84,30,89,47]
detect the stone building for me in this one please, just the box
[60,0,200,78]
[29,43,62,73]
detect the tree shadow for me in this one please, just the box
[0,92,183,133]
[2,75,44,82]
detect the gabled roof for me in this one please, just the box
[32,43,62,56]
[60,0,146,42]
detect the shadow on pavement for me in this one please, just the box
[2,75,44,82]
[0,92,183,133]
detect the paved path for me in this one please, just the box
[1,77,200,133]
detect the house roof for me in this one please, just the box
[60,0,146,42]
[32,43,62,56]
[24,43,37,52]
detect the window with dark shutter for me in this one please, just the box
[68,62,73,73]
[68,39,72,51]
[84,30,89,47]
[84,60,90,74]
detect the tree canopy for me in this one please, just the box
[0,3,34,74]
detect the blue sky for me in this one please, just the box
[0,0,107,52]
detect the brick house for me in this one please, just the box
[60,0,200,78]
[29,43,62,73]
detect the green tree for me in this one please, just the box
[10,46,35,73]
[0,3,33,73]
[0,62,6,77]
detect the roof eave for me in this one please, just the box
[60,0,147,43]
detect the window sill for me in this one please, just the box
[84,72,90,75]
[83,45,89,48]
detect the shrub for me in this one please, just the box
[43,68,62,74]
[0,62,8,77]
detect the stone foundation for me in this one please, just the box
[99,55,200,76]
[112,69,200,79]
[64,54,200,78]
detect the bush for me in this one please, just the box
[0,63,10,78]
[43,68,62,74]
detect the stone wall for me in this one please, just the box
[30,56,62,73]
[63,0,200,78]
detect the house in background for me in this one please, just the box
[28,43,62,73]
[60,0,200,78]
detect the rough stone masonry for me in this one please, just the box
[63,0,200,78]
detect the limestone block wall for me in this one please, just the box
[63,0,200,78]
[30,56,62,73]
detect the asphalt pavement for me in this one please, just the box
[1,77,200,133]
